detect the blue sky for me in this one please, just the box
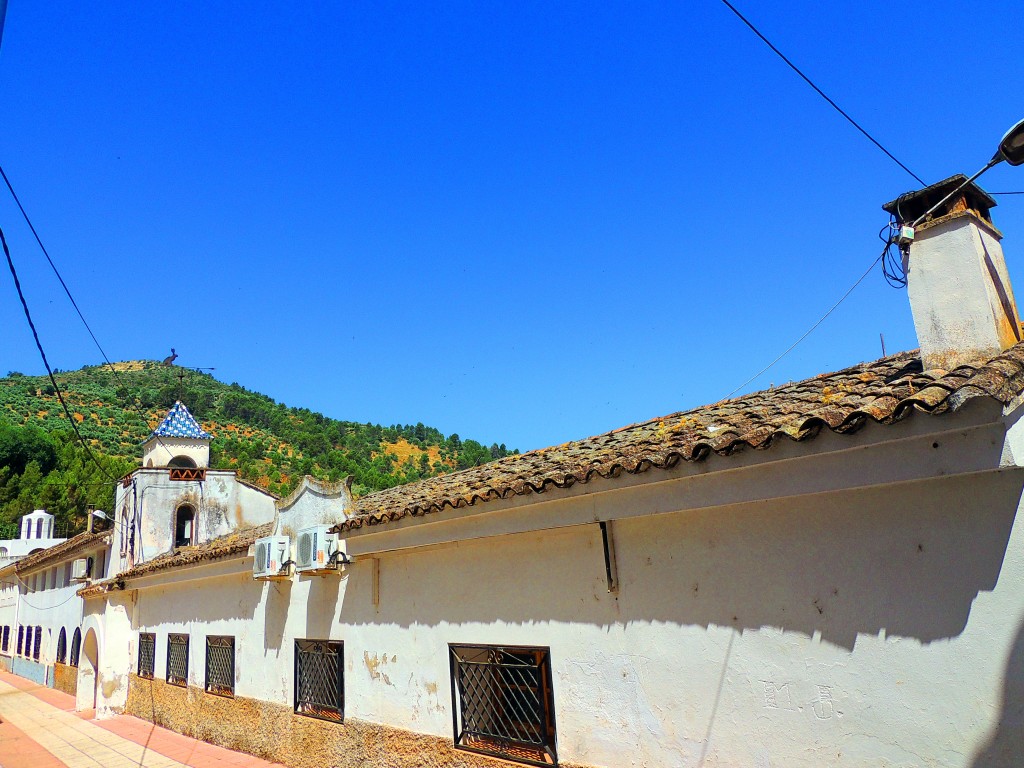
[0,1,1022,452]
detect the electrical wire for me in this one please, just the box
[0,165,116,369]
[0,163,177,455]
[991,191,1024,195]
[879,220,906,288]
[724,248,885,399]
[718,0,927,187]
[1,225,116,482]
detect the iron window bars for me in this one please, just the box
[33,626,41,661]
[294,639,343,722]
[449,644,558,767]
[138,633,156,678]
[205,636,235,697]
[167,633,189,687]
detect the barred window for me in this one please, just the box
[56,628,67,664]
[205,636,234,696]
[16,626,24,656]
[1,625,8,652]
[167,633,189,686]
[138,633,156,678]
[449,644,558,767]
[70,628,81,666]
[33,626,41,661]
[294,639,343,722]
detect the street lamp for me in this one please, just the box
[908,118,1024,229]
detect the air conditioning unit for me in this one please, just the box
[295,525,345,574]
[253,535,292,580]
[70,558,91,581]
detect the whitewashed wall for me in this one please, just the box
[17,542,109,666]
[111,465,1024,768]
[113,470,276,569]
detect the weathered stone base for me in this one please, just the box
[126,675,591,768]
[0,654,10,673]
[53,663,78,697]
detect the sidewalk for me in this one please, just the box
[0,670,284,768]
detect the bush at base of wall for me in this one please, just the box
[125,675,591,768]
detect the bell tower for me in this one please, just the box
[141,401,212,468]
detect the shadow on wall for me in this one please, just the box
[972,616,1024,766]
[141,580,262,626]
[337,470,1023,651]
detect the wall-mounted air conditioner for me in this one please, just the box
[70,558,91,582]
[295,525,346,574]
[253,535,293,580]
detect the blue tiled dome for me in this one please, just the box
[152,401,211,439]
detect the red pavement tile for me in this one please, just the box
[95,714,285,768]
[0,669,80,713]
[0,668,284,768]
[0,717,66,768]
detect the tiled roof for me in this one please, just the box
[14,530,111,574]
[336,342,1024,533]
[151,401,211,440]
[78,523,272,597]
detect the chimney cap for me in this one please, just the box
[883,174,997,225]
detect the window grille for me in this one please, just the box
[167,633,189,686]
[70,628,81,666]
[1,625,8,652]
[294,639,343,722]
[17,626,24,656]
[449,644,558,767]
[56,628,67,663]
[138,633,156,678]
[205,636,234,696]
[33,626,41,661]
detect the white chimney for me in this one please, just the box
[884,176,1022,370]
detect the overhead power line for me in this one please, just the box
[0,163,174,452]
[724,243,887,399]
[0,165,117,368]
[1,225,116,482]
[719,0,927,187]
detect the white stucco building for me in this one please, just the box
[59,177,1024,767]
[0,509,67,565]
[0,174,1016,764]
[0,521,111,699]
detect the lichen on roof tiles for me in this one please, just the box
[78,523,272,596]
[336,343,1024,534]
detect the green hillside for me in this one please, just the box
[0,361,516,536]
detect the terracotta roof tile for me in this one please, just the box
[78,523,272,596]
[14,531,111,574]
[336,343,1024,533]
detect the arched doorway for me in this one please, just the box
[77,628,99,713]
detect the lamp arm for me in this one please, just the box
[909,158,1001,228]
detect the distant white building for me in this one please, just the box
[0,509,66,565]
[0,528,111,698]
